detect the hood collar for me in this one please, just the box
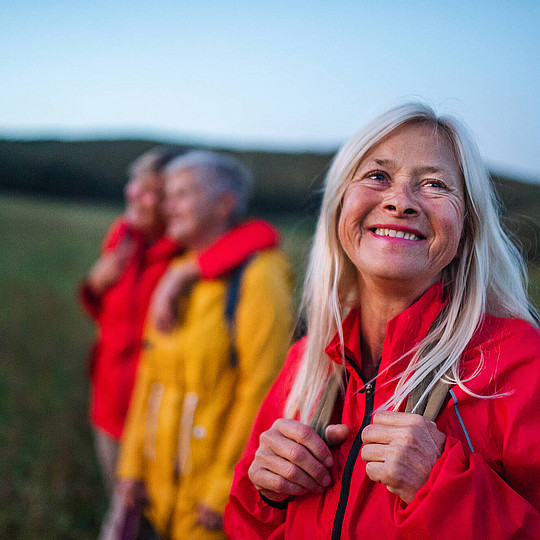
[325,281,447,376]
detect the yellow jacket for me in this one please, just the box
[117,249,293,539]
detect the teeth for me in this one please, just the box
[374,228,420,241]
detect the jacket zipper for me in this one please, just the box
[331,354,379,540]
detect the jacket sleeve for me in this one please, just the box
[223,340,305,539]
[393,323,540,539]
[116,333,156,480]
[196,219,280,280]
[199,251,293,514]
[78,218,128,319]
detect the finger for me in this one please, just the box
[258,439,330,489]
[361,423,399,445]
[250,465,310,496]
[274,419,333,467]
[267,438,331,489]
[325,424,350,447]
[364,460,386,484]
[360,443,387,463]
[372,410,422,426]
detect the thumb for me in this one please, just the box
[325,424,350,447]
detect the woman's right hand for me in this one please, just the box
[87,237,136,295]
[248,419,349,502]
[150,261,201,333]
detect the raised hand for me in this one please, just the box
[87,236,136,295]
[361,411,446,504]
[248,418,349,502]
[150,260,201,332]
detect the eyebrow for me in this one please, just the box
[371,158,450,175]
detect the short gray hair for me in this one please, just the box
[164,151,252,220]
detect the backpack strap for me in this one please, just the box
[309,367,451,442]
[309,372,341,443]
[404,368,451,421]
[225,258,251,368]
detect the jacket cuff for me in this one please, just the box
[259,492,290,510]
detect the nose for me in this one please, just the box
[382,184,419,216]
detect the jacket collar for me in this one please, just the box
[325,281,447,379]
[144,236,181,263]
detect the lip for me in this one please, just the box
[368,224,426,241]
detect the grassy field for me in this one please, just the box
[0,192,538,539]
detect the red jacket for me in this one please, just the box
[80,218,279,439]
[225,282,540,539]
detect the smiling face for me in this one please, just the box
[163,167,234,252]
[124,173,164,236]
[337,122,466,295]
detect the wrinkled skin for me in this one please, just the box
[248,419,349,501]
[361,411,446,503]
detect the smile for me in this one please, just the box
[372,228,422,241]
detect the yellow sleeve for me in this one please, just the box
[201,250,294,512]
[116,333,156,480]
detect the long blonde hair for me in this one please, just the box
[285,102,538,422]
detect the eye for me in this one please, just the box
[365,170,388,183]
[424,179,449,190]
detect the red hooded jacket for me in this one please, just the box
[225,283,540,539]
[80,218,279,439]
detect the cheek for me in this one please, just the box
[437,204,465,254]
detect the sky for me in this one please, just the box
[3,0,540,181]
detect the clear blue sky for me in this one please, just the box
[3,0,540,181]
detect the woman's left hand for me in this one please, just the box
[361,411,446,504]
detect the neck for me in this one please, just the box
[187,222,232,254]
[357,275,437,374]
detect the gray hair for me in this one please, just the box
[164,150,252,220]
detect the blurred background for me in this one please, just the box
[1,1,539,538]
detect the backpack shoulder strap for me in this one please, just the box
[309,372,341,443]
[225,258,252,368]
[405,369,451,421]
[310,368,451,442]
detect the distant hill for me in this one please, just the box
[0,139,331,212]
[0,138,538,261]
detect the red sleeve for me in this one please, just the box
[393,435,540,538]
[101,217,130,253]
[224,339,305,540]
[197,219,280,279]
[78,217,128,319]
[394,322,540,539]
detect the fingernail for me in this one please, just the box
[325,456,333,467]
[322,475,331,487]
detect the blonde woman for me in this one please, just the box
[225,103,540,539]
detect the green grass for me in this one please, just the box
[0,192,538,539]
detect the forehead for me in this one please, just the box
[359,122,460,175]
[132,173,162,189]
[164,167,215,197]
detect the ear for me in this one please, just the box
[216,191,237,221]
